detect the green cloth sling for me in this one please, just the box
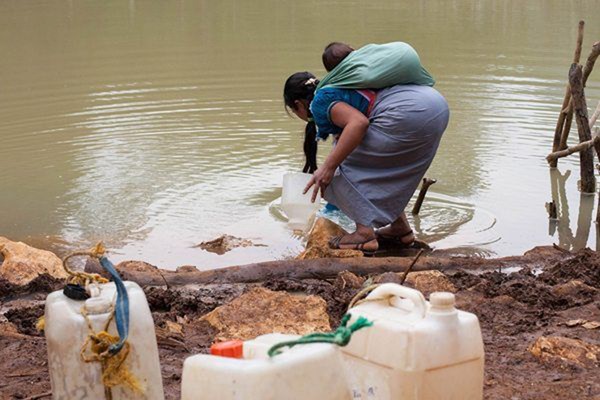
[316,42,435,91]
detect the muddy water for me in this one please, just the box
[1,1,599,269]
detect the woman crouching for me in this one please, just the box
[283,72,449,254]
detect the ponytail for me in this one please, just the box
[283,71,320,174]
[303,121,318,173]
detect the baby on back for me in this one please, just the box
[322,42,355,72]
[318,41,435,90]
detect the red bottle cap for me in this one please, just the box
[210,340,244,358]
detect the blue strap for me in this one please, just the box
[99,256,130,355]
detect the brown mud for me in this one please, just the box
[1,248,599,400]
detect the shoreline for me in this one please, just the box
[1,237,599,399]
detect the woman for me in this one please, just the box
[283,72,449,253]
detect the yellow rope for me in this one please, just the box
[61,242,110,286]
[60,243,142,396]
[80,306,142,395]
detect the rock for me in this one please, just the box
[195,235,265,255]
[177,265,199,273]
[373,270,456,296]
[529,336,600,368]
[333,270,365,290]
[115,260,166,283]
[0,237,67,286]
[297,218,363,260]
[200,287,331,341]
[373,272,403,285]
[405,270,457,296]
[550,280,598,307]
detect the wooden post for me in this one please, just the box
[411,178,437,215]
[550,20,585,168]
[558,41,600,153]
[569,63,596,193]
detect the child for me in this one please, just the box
[322,42,354,72]
[318,41,435,91]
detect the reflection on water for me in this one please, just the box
[1,1,600,269]
[549,168,598,252]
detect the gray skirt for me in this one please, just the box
[323,84,449,227]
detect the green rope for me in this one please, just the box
[267,314,373,357]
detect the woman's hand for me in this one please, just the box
[303,164,335,203]
[303,102,369,203]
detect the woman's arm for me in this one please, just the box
[304,102,369,201]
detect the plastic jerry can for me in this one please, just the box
[343,284,484,400]
[45,281,164,400]
[181,333,352,400]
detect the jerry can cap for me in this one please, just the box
[429,292,455,308]
[211,340,244,358]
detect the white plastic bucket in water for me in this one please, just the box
[281,172,321,230]
[343,284,484,399]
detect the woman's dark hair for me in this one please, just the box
[283,72,319,174]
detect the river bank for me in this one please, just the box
[1,234,599,399]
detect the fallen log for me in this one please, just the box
[115,246,570,287]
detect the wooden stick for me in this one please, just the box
[411,178,437,215]
[569,63,596,193]
[400,249,424,284]
[557,41,600,153]
[546,129,600,163]
[551,20,585,168]
[582,41,600,85]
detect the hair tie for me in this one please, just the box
[304,78,317,87]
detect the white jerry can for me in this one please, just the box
[344,284,484,400]
[45,281,164,400]
[181,333,352,400]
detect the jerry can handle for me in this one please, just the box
[365,283,427,318]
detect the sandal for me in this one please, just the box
[329,235,379,256]
[375,229,431,250]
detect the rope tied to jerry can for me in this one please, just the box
[267,313,373,357]
[61,243,140,397]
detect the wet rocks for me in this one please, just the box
[115,260,167,283]
[0,237,67,285]
[200,287,331,341]
[529,336,600,368]
[297,218,363,259]
[195,235,265,255]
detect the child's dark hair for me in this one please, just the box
[283,71,319,174]
[322,42,354,72]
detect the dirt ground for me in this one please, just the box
[1,248,599,400]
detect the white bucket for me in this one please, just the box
[45,282,164,399]
[281,172,321,230]
[343,284,485,399]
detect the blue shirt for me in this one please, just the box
[310,88,370,141]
